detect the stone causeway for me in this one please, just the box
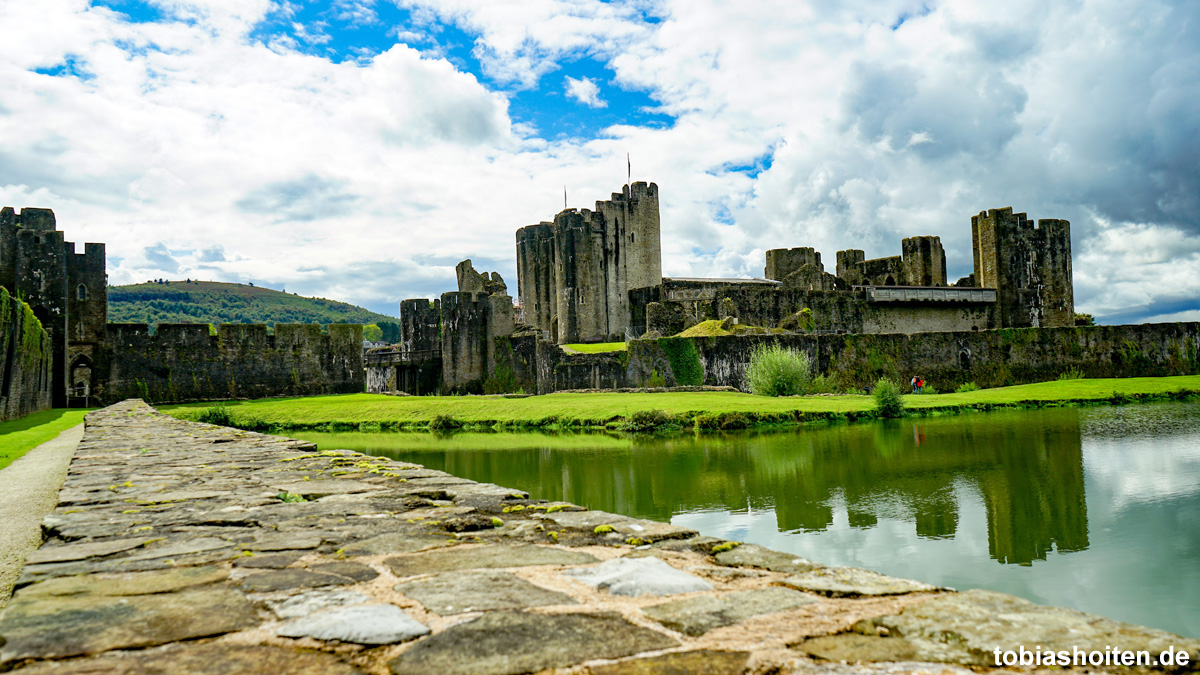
[1,400,1196,674]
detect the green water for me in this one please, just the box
[293,402,1200,638]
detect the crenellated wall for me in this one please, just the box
[972,208,1073,328]
[516,182,660,343]
[0,288,53,421]
[97,323,364,404]
[528,322,1200,394]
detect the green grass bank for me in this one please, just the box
[0,409,91,471]
[160,374,1200,432]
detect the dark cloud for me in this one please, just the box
[235,174,361,222]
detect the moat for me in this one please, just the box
[293,401,1200,639]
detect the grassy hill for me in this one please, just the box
[107,281,399,332]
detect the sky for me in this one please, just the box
[2,0,1199,323]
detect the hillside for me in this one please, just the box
[107,281,399,330]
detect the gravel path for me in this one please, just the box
[0,423,82,609]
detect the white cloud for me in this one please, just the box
[564,75,605,108]
[1,0,1199,321]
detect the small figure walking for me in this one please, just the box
[916,376,924,394]
[911,375,919,394]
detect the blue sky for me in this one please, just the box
[3,0,1200,322]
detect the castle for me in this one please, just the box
[369,183,1079,395]
[0,208,364,416]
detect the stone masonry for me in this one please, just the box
[1,400,1196,674]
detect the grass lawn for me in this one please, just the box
[562,342,627,353]
[161,374,1200,431]
[0,409,91,471]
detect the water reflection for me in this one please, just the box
[298,410,1090,566]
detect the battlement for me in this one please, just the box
[0,206,56,230]
[972,207,1073,328]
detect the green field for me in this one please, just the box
[161,375,1200,431]
[0,409,90,471]
[563,342,627,353]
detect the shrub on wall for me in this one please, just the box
[657,337,703,386]
[873,378,905,418]
[746,343,813,396]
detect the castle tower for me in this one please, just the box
[516,182,661,344]
[765,247,822,281]
[0,207,108,406]
[972,207,1073,328]
[900,236,947,286]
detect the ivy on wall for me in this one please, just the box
[658,336,703,386]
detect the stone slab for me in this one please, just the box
[277,604,429,645]
[564,556,713,597]
[713,544,821,574]
[642,587,819,636]
[388,610,678,675]
[778,567,939,597]
[309,561,379,582]
[234,552,304,569]
[247,533,322,551]
[263,588,372,619]
[116,537,234,562]
[272,480,385,498]
[19,566,228,597]
[590,650,751,675]
[541,510,697,541]
[240,569,361,592]
[342,532,456,556]
[384,544,597,577]
[0,586,258,664]
[24,538,150,564]
[395,570,576,614]
[12,643,365,675]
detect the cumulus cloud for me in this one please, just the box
[564,75,605,108]
[1,0,1198,323]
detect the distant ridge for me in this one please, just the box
[107,280,398,327]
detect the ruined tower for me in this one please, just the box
[0,207,107,406]
[516,182,661,343]
[971,208,1073,328]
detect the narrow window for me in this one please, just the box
[77,284,88,301]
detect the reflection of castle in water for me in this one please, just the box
[427,411,1089,567]
[764,417,1089,566]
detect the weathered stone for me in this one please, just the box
[0,586,257,663]
[713,544,821,574]
[309,561,379,582]
[19,566,228,597]
[541,510,697,542]
[642,587,819,636]
[395,570,576,614]
[832,589,1200,667]
[240,569,361,592]
[263,588,372,619]
[384,544,597,577]
[24,538,149,564]
[794,633,925,663]
[271,480,384,499]
[233,552,304,569]
[342,532,456,556]
[277,604,429,645]
[247,533,322,551]
[388,610,678,675]
[116,537,234,562]
[589,650,750,675]
[11,643,365,675]
[564,556,712,597]
[777,567,939,597]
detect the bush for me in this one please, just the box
[955,381,980,393]
[196,403,235,427]
[746,343,813,396]
[694,411,750,431]
[872,378,906,418]
[1058,366,1085,380]
[625,409,675,432]
[920,385,939,395]
[429,414,462,432]
[641,369,666,388]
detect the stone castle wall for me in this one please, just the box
[97,323,364,405]
[0,288,53,421]
[972,207,1073,328]
[516,182,660,343]
[534,322,1200,393]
